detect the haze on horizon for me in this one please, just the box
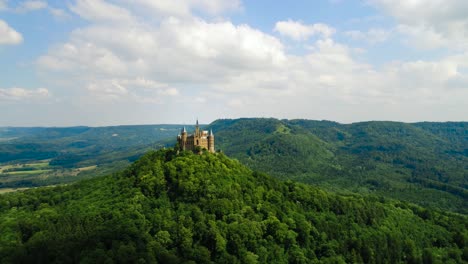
[1,0,467,126]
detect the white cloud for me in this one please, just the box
[395,24,448,50]
[0,19,23,45]
[124,0,241,18]
[49,7,71,19]
[345,28,391,44]
[87,80,128,99]
[32,0,468,124]
[274,20,335,41]
[70,0,135,24]
[15,0,47,13]
[38,42,128,75]
[192,0,242,14]
[38,16,287,85]
[86,78,179,102]
[369,0,468,26]
[0,0,68,19]
[0,87,49,101]
[370,0,468,50]
[159,87,179,96]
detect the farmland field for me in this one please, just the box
[0,159,102,190]
[0,125,183,191]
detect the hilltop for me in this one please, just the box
[0,149,466,263]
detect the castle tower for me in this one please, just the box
[208,129,215,153]
[195,119,200,137]
[180,126,187,150]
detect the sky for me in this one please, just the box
[0,0,467,126]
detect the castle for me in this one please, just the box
[177,120,215,153]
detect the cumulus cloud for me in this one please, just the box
[38,15,287,86]
[345,28,391,44]
[0,19,23,45]
[38,42,128,75]
[0,87,49,101]
[70,0,135,23]
[86,78,179,103]
[274,20,335,41]
[395,24,448,50]
[32,0,468,123]
[370,0,468,50]
[369,0,468,26]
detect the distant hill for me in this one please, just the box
[0,125,192,188]
[1,119,466,213]
[208,118,467,213]
[0,149,466,263]
[0,125,191,163]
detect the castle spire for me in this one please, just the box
[182,126,186,133]
[209,129,214,136]
[195,119,200,136]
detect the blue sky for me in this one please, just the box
[1,0,467,126]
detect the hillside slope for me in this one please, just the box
[209,118,467,213]
[0,150,466,263]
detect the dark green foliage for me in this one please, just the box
[209,119,467,213]
[0,149,466,263]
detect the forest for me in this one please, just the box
[208,119,467,213]
[1,119,467,215]
[0,149,466,263]
[1,119,466,214]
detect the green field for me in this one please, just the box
[6,169,52,175]
[0,161,51,174]
[0,124,184,189]
[0,160,100,191]
[0,187,30,194]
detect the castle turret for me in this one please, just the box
[195,119,200,137]
[180,126,187,150]
[208,129,215,153]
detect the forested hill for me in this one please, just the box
[208,119,467,213]
[0,149,466,263]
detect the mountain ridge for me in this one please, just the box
[207,118,467,213]
[1,118,466,213]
